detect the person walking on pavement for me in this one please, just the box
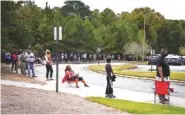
[105,56,116,98]
[156,48,170,103]
[45,49,53,81]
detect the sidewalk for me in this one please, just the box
[1,79,185,108]
[1,85,124,114]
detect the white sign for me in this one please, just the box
[54,26,62,40]
[151,49,155,55]
[98,48,101,52]
[59,27,62,40]
[54,27,57,40]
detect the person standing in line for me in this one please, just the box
[5,52,9,64]
[5,51,11,64]
[45,49,53,81]
[105,56,116,98]
[64,53,68,63]
[11,51,18,73]
[61,53,64,62]
[20,52,27,75]
[26,51,36,77]
[156,48,170,103]
[7,52,11,64]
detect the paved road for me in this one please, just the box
[35,63,185,98]
[32,63,185,108]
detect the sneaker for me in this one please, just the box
[84,84,89,87]
[76,86,79,88]
[108,94,116,98]
[46,79,50,81]
[50,78,54,80]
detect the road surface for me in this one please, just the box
[34,63,185,107]
[1,63,185,108]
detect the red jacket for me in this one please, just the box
[62,71,74,83]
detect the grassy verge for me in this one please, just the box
[129,61,148,65]
[88,64,185,81]
[86,97,185,114]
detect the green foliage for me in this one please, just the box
[1,1,185,55]
[179,46,185,55]
[88,64,185,81]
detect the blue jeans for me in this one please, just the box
[27,62,35,77]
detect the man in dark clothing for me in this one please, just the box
[156,48,170,103]
[105,56,116,98]
[156,49,170,81]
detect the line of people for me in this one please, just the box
[8,50,37,77]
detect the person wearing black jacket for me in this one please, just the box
[105,56,116,98]
[156,48,170,103]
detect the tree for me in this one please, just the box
[61,0,91,18]
[124,42,142,61]
[1,0,185,56]
[179,46,185,55]
[125,7,165,49]
[124,41,150,61]
[1,1,24,50]
[100,8,117,26]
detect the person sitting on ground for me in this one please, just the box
[62,65,89,88]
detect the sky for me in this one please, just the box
[34,0,185,20]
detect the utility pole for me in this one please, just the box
[54,26,62,92]
[143,16,146,62]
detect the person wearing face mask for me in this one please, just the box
[156,48,170,103]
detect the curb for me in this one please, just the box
[84,67,185,83]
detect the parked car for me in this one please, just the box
[182,56,185,65]
[148,55,157,65]
[165,54,174,65]
[169,55,184,65]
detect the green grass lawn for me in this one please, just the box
[86,97,185,114]
[88,64,185,81]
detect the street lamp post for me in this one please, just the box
[143,16,146,62]
[97,48,101,65]
[150,49,155,72]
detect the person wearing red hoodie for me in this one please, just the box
[11,51,18,73]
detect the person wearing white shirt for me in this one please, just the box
[26,51,36,77]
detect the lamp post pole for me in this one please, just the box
[143,16,146,62]
[97,48,101,65]
[54,26,62,92]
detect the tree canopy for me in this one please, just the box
[1,0,185,56]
